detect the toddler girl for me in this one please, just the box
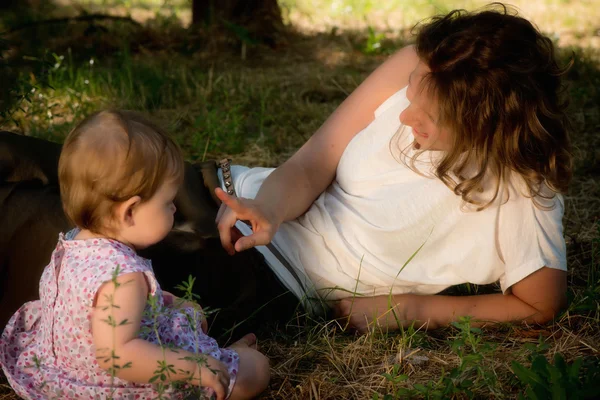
[0,110,269,399]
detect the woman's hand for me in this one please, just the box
[163,290,208,333]
[215,187,281,255]
[193,355,231,400]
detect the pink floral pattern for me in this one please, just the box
[0,229,239,399]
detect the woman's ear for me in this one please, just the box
[115,196,142,227]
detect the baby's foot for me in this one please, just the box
[229,333,257,349]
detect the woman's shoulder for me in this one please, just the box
[385,45,419,69]
[374,86,409,118]
[370,46,418,119]
[503,172,564,211]
[350,45,418,114]
[369,45,418,95]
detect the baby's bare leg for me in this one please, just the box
[228,333,257,350]
[227,334,270,400]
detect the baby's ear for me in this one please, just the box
[116,196,141,227]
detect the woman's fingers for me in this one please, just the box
[215,202,227,224]
[216,209,236,255]
[214,187,278,253]
[215,188,246,214]
[234,229,273,252]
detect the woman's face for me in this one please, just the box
[399,61,453,151]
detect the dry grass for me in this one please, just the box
[1,1,600,399]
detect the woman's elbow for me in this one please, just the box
[530,292,568,324]
[513,267,568,325]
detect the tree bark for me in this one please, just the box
[192,0,285,45]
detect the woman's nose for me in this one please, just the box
[399,107,414,126]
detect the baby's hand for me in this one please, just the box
[162,290,176,307]
[163,290,208,333]
[193,356,230,400]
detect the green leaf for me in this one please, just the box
[553,353,567,374]
[550,376,567,400]
[567,357,583,381]
[512,361,545,386]
[413,383,428,393]
[462,353,483,365]
[531,355,551,380]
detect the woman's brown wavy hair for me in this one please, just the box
[410,3,572,210]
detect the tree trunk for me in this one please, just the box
[192,0,285,46]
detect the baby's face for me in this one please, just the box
[127,180,179,250]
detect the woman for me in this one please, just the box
[213,4,571,333]
[0,4,570,336]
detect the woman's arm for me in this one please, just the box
[410,267,567,329]
[92,272,229,399]
[216,45,420,252]
[255,45,419,223]
[339,267,567,332]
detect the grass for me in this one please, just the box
[1,0,600,399]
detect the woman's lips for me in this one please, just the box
[412,127,429,138]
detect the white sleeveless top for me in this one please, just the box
[225,86,567,306]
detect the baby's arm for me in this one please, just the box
[91,272,227,399]
[162,290,207,333]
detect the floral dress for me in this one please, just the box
[0,229,239,399]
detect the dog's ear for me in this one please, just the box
[162,227,207,253]
[0,131,62,185]
[173,162,220,238]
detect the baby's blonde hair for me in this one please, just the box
[58,110,185,234]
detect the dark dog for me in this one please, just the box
[0,131,298,340]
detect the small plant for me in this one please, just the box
[511,336,600,400]
[0,37,54,129]
[140,274,212,399]
[100,265,133,399]
[377,316,498,399]
[362,26,385,55]
[375,364,409,399]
